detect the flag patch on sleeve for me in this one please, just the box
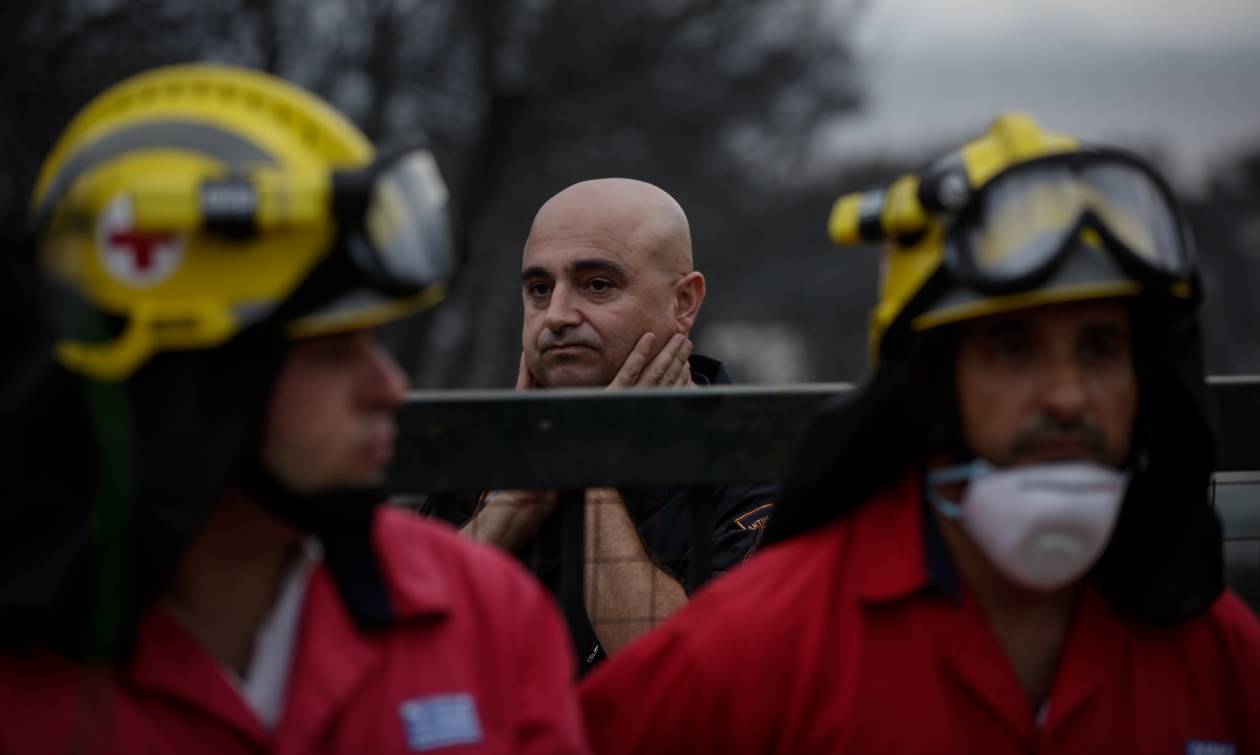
[399,693,483,751]
[1186,741,1236,755]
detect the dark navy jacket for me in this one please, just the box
[422,355,777,671]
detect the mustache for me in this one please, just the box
[538,330,599,351]
[1010,416,1109,459]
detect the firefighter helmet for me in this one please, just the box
[31,63,454,381]
[827,113,1196,363]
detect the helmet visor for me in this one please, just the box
[952,151,1191,292]
[352,149,455,292]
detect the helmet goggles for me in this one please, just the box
[827,113,1200,364]
[941,149,1194,298]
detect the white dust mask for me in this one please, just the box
[926,461,1129,591]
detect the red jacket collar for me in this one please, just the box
[846,470,955,603]
[368,507,454,620]
[123,507,453,744]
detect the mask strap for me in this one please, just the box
[923,459,992,520]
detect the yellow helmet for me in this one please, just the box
[30,63,454,381]
[828,113,1197,363]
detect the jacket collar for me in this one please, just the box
[847,470,958,603]
[367,507,454,619]
[127,609,266,742]
[687,353,730,386]
[124,507,451,745]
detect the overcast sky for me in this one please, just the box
[823,0,1260,191]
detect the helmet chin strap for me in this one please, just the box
[236,457,382,537]
[235,457,396,631]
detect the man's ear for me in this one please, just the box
[672,271,706,332]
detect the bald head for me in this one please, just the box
[519,178,706,388]
[527,178,693,275]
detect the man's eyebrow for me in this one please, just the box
[521,265,552,281]
[521,258,627,283]
[570,258,626,277]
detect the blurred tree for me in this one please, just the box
[0,0,872,387]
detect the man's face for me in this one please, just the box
[262,329,408,491]
[954,300,1137,469]
[521,236,679,388]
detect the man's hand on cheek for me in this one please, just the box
[608,332,693,389]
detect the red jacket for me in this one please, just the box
[580,472,1260,754]
[0,508,590,754]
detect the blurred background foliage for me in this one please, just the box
[2,0,1257,386]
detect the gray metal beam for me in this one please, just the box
[388,377,1260,494]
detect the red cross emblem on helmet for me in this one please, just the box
[95,196,185,286]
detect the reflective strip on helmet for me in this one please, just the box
[33,120,277,231]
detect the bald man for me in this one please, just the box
[520,178,701,390]
[459,179,777,670]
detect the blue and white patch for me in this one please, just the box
[399,693,483,751]
[1187,740,1236,755]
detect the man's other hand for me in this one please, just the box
[462,489,560,552]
